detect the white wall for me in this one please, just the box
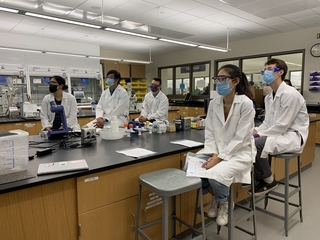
[148,25,320,103]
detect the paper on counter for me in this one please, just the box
[170,139,203,147]
[116,147,157,158]
[186,156,212,178]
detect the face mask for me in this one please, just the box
[49,84,58,93]
[150,85,158,93]
[106,78,115,87]
[263,70,276,85]
[216,81,232,96]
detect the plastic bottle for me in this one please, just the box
[104,122,111,132]
[110,116,119,132]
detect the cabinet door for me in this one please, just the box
[131,64,145,79]
[12,122,24,130]
[103,60,120,76]
[301,121,316,167]
[79,196,137,240]
[0,124,4,131]
[316,114,320,144]
[119,63,130,78]
[77,154,180,214]
[168,111,179,121]
[23,122,37,135]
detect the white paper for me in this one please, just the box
[33,79,42,83]
[170,139,203,147]
[186,156,212,178]
[23,103,37,112]
[116,147,157,158]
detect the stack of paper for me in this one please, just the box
[170,139,203,147]
[116,147,157,158]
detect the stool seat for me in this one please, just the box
[139,168,202,197]
[269,152,301,158]
[136,168,206,240]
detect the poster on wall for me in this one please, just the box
[309,71,320,91]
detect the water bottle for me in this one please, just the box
[104,122,111,132]
[110,116,119,132]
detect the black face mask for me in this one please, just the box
[49,84,58,93]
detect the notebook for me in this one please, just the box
[37,159,89,175]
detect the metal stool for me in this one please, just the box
[255,153,302,236]
[194,170,257,240]
[135,168,206,240]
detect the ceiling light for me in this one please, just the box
[198,45,229,52]
[0,7,19,13]
[122,59,152,64]
[46,52,86,58]
[159,38,198,47]
[25,12,102,29]
[0,47,42,53]
[88,56,122,61]
[105,28,157,40]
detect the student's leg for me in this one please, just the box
[254,136,272,180]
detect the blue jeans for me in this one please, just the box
[196,154,229,202]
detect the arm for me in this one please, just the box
[40,95,51,130]
[257,92,303,136]
[202,100,219,155]
[65,95,78,129]
[140,94,149,118]
[95,91,105,120]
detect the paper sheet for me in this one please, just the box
[170,139,203,147]
[116,147,157,158]
[186,156,212,178]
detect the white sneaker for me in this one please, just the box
[207,198,219,218]
[216,202,229,226]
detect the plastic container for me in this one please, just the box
[110,116,119,132]
[100,128,125,140]
[104,122,111,132]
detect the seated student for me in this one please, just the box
[137,77,169,123]
[195,64,256,226]
[284,79,293,86]
[94,70,129,128]
[249,59,309,196]
[40,75,79,131]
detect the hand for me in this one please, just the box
[201,156,221,170]
[45,127,51,131]
[138,116,146,122]
[95,117,105,128]
[253,129,258,134]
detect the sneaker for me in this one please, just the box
[248,179,278,197]
[207,198,219,218]
[216,201,234,226]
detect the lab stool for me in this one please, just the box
[135,168,206,240]
[255,153,302,236]
[193,170,257,240]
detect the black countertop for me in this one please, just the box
[0,129,205,194]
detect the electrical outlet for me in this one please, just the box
[81,128,96,145]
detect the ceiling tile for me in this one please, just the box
[0,20,18,32]
[9,23,45,35]
[32,27,69,38]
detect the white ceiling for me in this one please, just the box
[1,0,320,56]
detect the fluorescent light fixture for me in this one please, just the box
[218,0,231,5]
[159,38,198,47]
[25,12,101,29]
[0,7,19,13]
[122,59,152,64]
[88,56,122,61]
[105,28,157,40]
[46,52,86,58]
[198,45,229,52]
[0,47,42,53]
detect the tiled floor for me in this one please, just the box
[181,145,320,240]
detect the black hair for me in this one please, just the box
[107,70,121,85]
[284,79,292,86]
[218,64,253,100]
[152,77,162,85]
[52,75,68,90]
[265,58,287,80]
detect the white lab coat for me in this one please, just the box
[95,85,129,126]
[198,94,257,186]
[140,90,169,121]
[40,92,79,130]
[255,82,309,158]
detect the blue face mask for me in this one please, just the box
[263,70,275,85]
[216,81,232,96]
[106,78,115,87]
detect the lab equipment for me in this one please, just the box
[110,116,119,132]
[47,101,69,139]
[127,82,137,111]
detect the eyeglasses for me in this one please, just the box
[261,67,280,75]
[212,76,233,84]
[150,84,160,87]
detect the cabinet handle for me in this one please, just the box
[143,208,147,223]
[131,213,135,228]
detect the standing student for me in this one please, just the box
[196,64,256,226]
[249,59,309,196]
[94,70,129,128]
[40,75,79,131]
[137,77,168,123]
